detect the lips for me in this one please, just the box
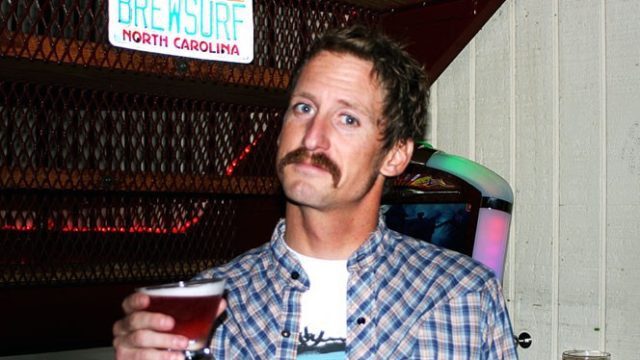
[277,147,341,187]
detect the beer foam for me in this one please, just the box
[139,280,225,297]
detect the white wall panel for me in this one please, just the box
[512,0,556,358]
[557,0,604,352]
[430,0,640,358]
[433,43,471,155]
[605,1,640,358]
[475,6,512,178]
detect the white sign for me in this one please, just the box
[108,0,254,63]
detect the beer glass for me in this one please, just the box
[138,278,226,359]
[562,350,611,360]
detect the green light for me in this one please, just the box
[426,151,513,203]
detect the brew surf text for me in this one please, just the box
[108,0,253,62]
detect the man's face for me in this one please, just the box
[276,51,388,211]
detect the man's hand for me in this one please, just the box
[112,292,227,360]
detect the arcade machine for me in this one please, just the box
[382,143,514,281]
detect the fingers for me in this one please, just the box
[112,321,189,360]
[113,311,176,336]
[113,303,189,359]
[113,327,189,351]
[122,292,150,314]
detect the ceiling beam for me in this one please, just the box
[381,0,506,85]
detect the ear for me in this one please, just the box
[379,139,414,177]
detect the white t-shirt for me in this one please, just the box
[287,246,349,359]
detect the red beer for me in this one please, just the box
[139,279,225,350]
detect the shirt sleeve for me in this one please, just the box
[481,277,519,359]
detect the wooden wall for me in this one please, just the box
[429,0,640,358]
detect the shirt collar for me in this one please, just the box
[269,215,391,277]
[346,215,390,272]
[269,219,309,290]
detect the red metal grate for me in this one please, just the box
[0,81,282,193]
[0,0,381,287]
[0,0,379,88]
[0,80,284,286]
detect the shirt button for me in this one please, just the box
[281,330,291,338]
[357,317,366,325]
[290,271,300,280]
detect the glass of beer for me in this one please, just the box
[138,278,226,359]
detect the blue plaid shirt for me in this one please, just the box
[198,218,518,359]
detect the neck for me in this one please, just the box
[284,192,382,260]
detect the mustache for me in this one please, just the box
[277,148,341,187]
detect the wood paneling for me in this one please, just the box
[0,166,280,195]
[605,1,640,358]
[431,0,640,358]
[382,0,506,85]
[557,0,604,353]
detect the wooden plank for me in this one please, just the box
[0,58,289,109]
[382,0,507,84]
[556,0,604,352]
[0,30,290,108]
[0,167,280,195]
[474,5,512,189]
[511,0,557,358]
[432,44,472,155]
[0,31,290,90]
[604,1,640,358]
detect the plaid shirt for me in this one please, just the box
[198,218,518,359]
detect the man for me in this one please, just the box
[113,25,518,359]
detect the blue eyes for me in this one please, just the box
[292,102,360,127]
[293,103,312,114]
[341,115,359,126]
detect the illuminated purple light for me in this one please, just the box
[472,208,512,281]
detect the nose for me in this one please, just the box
[301,115,330,151]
